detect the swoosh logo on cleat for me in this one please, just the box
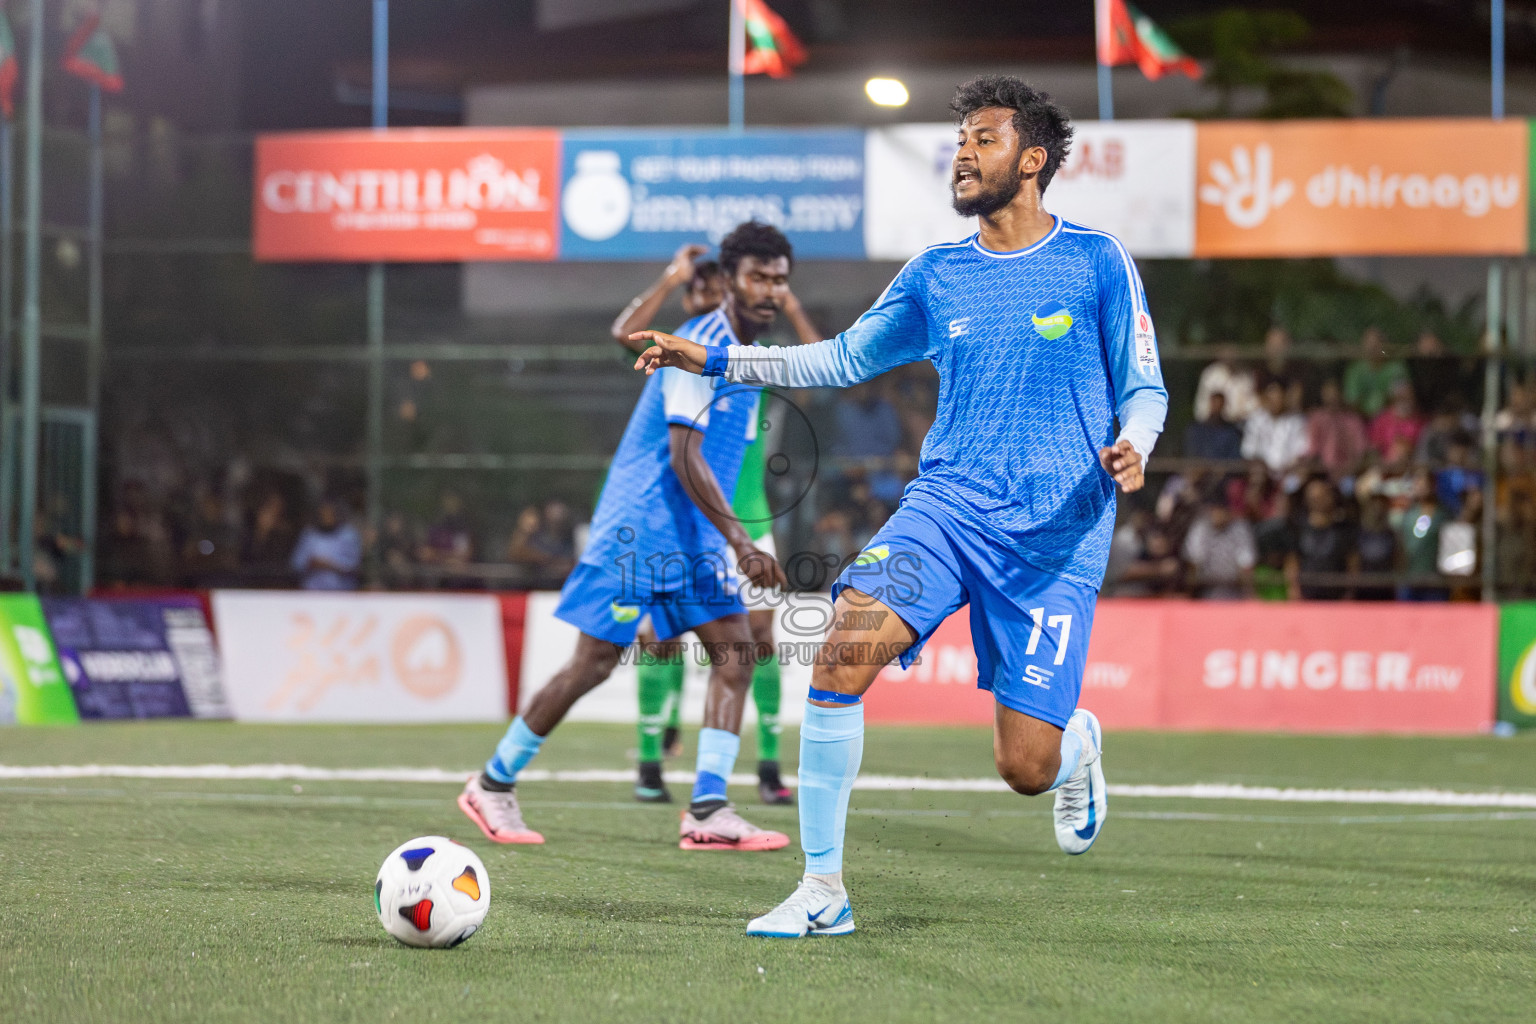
[1074,774,1097,840]
[807,904,830,922]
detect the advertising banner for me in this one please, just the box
[42,597,230,720]
[558,129,865,260]
[1497,602,1536,729]
[0,594,77,725]
[517,590,813,725]
[1194,119,1529,257]
[1159,602,1496,733]
[211,591,507,723]
[863,121,1196,261]
[862,600,1495,733]
[863,601,1164,728]
[253,129,561,261]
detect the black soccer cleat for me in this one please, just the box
[635,760,672,803]
[757,760,794,806]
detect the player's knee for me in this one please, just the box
[808,663,869,701]
[995,753,1053,796]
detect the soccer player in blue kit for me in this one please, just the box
[459,222,795,852]
[633,76,1169,936]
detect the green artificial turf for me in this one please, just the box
[2,722,1534,1023]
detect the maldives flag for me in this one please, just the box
[741,0,806,79]
[0,11,16,118]
[62,13,124,93]
[1096,0,1201,80]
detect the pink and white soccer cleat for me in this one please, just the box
[458,774,545,845]
[679,804,790,851]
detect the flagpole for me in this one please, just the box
[83,82,102,592]
[1492,0,1505,119]
[728,0,745,132]
[1095,0,1114,120]
[16,0,41,591]
[365,0,388,565]
[0,112,13,574]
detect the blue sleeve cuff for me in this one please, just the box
[701,347,730,377]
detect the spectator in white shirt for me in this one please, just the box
[1182,497,1257,599]
[1194,345,1259,423]
[1242,381,1309,474]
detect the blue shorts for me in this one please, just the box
[554,558,748,645]
[832,502,1097,729]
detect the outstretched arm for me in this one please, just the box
[667,424,787,590]
[634,260,932,388]
[610,243,708,353]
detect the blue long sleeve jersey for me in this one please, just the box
[703,219,1169,589]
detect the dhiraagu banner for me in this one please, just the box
[1497,602,1536,729]
[0,593,78,725]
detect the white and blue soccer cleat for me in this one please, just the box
[746,876,855,938]
[1053,708,1106,855]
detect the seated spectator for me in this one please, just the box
[376,511,417,588]
[1355,437,1418,520]
[1194,345,1258,423]
[1257,326,1312,413]
[1183,391,1243,461]
[1114,526,1182,597]
[1368,379,1425,459]
[180,491,241,587]
[1434,435,1484,517]
[419,492,475,585]
[1241,381,1308,474]
[1497,438,1536,515]
[1306,378,1368,480]
[1496,379,1536,448]
[1343,326,1409,417]
[1354,494,1397,601]
[1182,497,1255,599]
[1397,470,1447,601]
[242,490,297,585]
[1252,490,1294,600]
[535,499,578,569]
[1415,330,1446,357]
[1286,478,1356,600]
[1497,490,1536,597]
[832,381,905,504]
[290,499,362,590]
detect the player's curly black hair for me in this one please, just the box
[949,75,1074,194]
[717,220,794,276]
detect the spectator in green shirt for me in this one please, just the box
[1343,326,1410,418]
[1397,469,1447,601]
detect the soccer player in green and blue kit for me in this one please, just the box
[460,222,798,852]
[633,76,1168,935]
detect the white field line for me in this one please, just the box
[1,764,1535,809]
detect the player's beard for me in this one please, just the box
[951,163,1024,218]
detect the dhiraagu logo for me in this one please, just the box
[1031,302,1073,340]
[853,545,890,567]
[609,602,640,624]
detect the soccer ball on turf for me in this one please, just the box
[375,835,490,948]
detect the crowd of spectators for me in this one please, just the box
[97,482,577,593]
[1104,327,1510,601]
[90,325,1536,602]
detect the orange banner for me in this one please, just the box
[862,600,1496,734]
[253,130,561,262]
[1194,119,1528,257]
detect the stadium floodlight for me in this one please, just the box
[865,77,909,107]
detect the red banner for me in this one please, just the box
[862,600,1496,734]
[253,130,561,262]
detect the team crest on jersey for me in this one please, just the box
[1031,302,1073,340]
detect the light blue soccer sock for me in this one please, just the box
[799,701,864,878]
[690,727,740,806]
[1048,725,1086,791]
[484,717,545,785]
